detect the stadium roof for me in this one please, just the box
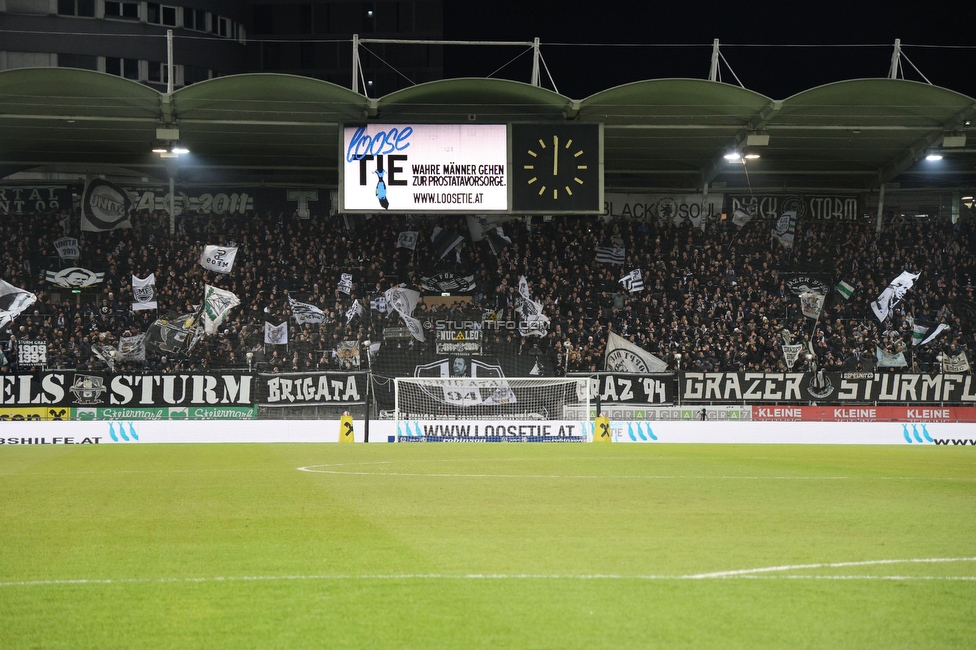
[1,67,974,193]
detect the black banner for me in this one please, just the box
[256,371,367,405]
[0,186,74,216]
[0,372,253,408]
[725,194,861,221]
[575,373,675,405]
[681,372,976,404]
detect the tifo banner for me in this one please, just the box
[575,373,675,405]
[256,371,367,405]
[680,371,976,404]
[342,124,508,212]
[603,192,724,225]
[725,194,861,221]
[0,185,73,216]
[0,372,254,408]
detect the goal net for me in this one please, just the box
[394,376,592,442]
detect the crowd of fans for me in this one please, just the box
[1,202,973,376]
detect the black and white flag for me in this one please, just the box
[92,344,122,372]
[772,210,797,249]
[264,321,289,345]
[119,334,146,361]
[430,227,464,260]
[132,274,158,311]
[799,291,825,319]
[871,271,920,322]
[486,227,512,257]
[911,320,949,347]
[288,296,326,324]
[396,231,419,250]
[420,272,476,293]
[81,178,133,232]
[54,237,80,260]
[145,312,202,357]
[941,351,971,373]
[337,273,353,295]
[604,331,667,372]
[345,299,364,325]
[199,245,238,274]
[782,344,804,369]
[384,286,425,342]
[44,267,105,288]
[369,294,388,314]
[516,275,549,337]
[201,285,240,335]
[619,269,644,293]
[595,246,626,264]
[731,203,756,227]
[876,346,908,368]
[0,279,37,330]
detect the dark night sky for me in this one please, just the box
[443,1,976,100]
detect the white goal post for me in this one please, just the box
[393,376,593,441]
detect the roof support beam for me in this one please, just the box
[876,103,976,185]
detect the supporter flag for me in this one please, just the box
[876,346,908,368]
[288,296,326,324]
[118,334,146,361]
[145,312,202,357]
[486,227,512,257]
[782,343,804,369]
[430,227,464,260]
[337,273,353,295]
[0,279,37,330]
[54,237,80,260]
[264,321,288,345]
[595,246,626,264]
[941,351,971,373]
[619,269,644,293]
[384,286,425,342]
[44,267,105,288]
[420,272,476,293]
[396,231,419,250]
[835,280,855,300]
[870,270,920,322]
[799,291,825,319]
[731,203,756,227]
[771,210,797,248]
[201,285,240,335]
[516,275,549,337]
[345,299,364,325]
[81,178,133,232]
[132,274,158,311]
[604,331,668,372]
[92,344,122,372]
[369,294,388,314]
[199,245,238,274]
[912,320,949,347]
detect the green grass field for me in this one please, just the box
[1,442,975,649]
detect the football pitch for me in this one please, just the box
[1,442,974,649]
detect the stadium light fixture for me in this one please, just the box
[925,153,943,161]
[743,152,761,160]
[723,151,741,161]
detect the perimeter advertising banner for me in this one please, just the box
[681,372,976,404]
[341,124,509,212]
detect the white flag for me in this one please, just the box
[337,273,353,295]
[345,299,364,324]
[619,269,644,293]
[941,351,971,373]
[871,271,920,322]
[772,210,797,249]
[132,274,158,311]
[199,245,238,274]
[782,343,804,369]
[384,286,424,342]
[54,237,80,260]
[118,334,146,361]
[201,285,240,335]
[0,279,37,330]
[288,297,326,324]
[799,291,825,319]
[264,321,289,345]
[604,331,668,372]
[396,231,419,250]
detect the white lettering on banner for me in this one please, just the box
[729,195,858,221]
[265,376,361,404]
[0,375,67,405]
[832,408,876,420]
[106,375,251,405]
[756,407,802,420]
[0,187,63,215]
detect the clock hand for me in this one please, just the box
[553,135,558,176]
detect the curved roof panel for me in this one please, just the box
[376,78,574,122]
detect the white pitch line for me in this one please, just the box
[686,557,976,579]
[3,559,975,588]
